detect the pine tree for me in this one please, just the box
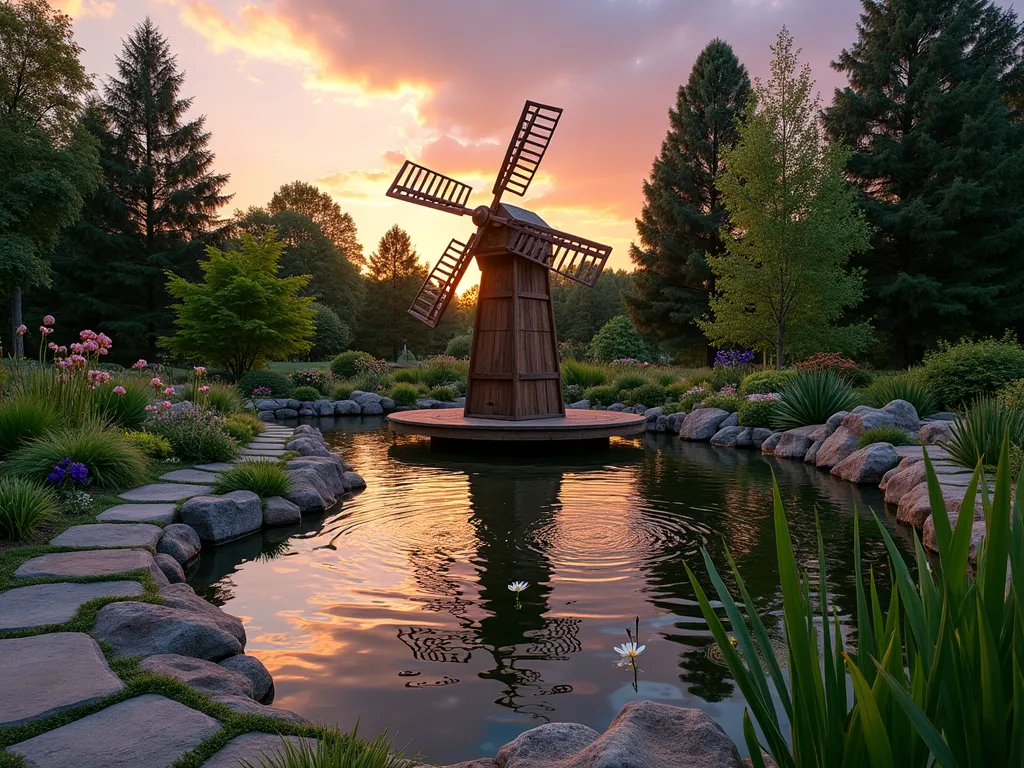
[825,0,1024,364]
[625,39,751,359]
[41,18,230,359]
[358,225,428,359]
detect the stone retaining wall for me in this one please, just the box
[253,390,465,421]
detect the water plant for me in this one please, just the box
[771,369,858,430]
[508,580,528,609]
[214,461,291,498]
[866,374,938,417]
[0,477,58,541]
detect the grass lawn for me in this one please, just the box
[266,360,331,373]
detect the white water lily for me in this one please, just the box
[614,642,645,660]
[507,581,529,593]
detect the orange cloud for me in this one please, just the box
[50,0,115,18]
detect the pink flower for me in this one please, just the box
[42,315,55,327]
[83,340,98,353]
[162,400,173,408]
[68,354,86,369]
[16,325,27,336]
[96,333,112,348]
[70,343,84,355]
[87,370,111,386]
[39,326,53,336]
[47,342,58,350]
[194,366,207,376]
[164,387,174,395]
[113,386,126,396]
[79,329,97,341]
[98,348,108,355]
[199,385,210,393]
[150,377,163,388]
[132,359,147,370]
[56,346,67,355]
[144,404,158,412]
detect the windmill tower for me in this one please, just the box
[386,101,612,421]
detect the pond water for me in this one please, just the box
[189,417,912,765]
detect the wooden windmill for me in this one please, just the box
[386,101,612,421]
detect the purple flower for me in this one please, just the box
[69,462,89,484]
[714,349,756,368]
[46,468,65,485]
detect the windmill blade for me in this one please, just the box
[492,101,562,198]
[505,221,611,287]
[408,235,478,328]
[387,160,473,215]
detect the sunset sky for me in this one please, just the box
[57,0,1022,290]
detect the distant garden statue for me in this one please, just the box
[396,345,417,365]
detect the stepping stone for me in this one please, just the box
[245,442,285,450]
[15,549,168,585]
[50,523,162,549]
[6,694,219,768]
[251,436,287,443]
[194,462,236,472]
[160,469,220,484]
[0,633,124,726]
[97,503,177,524]
[202,733,318,768]
[240,447,286,456]
[232,455,282,463]
[119,483,213,502]
[0,581,143,632]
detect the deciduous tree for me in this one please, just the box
[268,181,365,268]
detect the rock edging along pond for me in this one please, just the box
[0,424,365,767]
[252,389,466,421]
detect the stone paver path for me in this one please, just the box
[119,483,213,502]
[96,503,177,524]
[0,581,144,632]
[194,462,235,472]
[160,469,221,484]
[240,447,286,456]
[6,694,220,768]
[50,523,163,549]
[15,549,167,585]
[233,455,282,463]
[0,633,124,726]
[202,733,318,767]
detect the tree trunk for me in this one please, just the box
[10,286,23,358]
[775,322,784,370]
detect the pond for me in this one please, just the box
[189,417,912,765]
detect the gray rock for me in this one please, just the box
[825,410,850,433]
[258,410,276,421]
[761,431,783,455]
[49,523,162,549]
[314,400,335,416]
[334,399,361,415]
[929,411,957,421]
[831,443,900,484]
[283,472,331,512]
[179,490,263,545]
[160,469,220,484]
[720,411,740,428]
[91,601,242,660]
[644,406,664,421]
[139,653,255,698]
[97,503,177,524]
[0,633,124,727]
[209,693,308,724]
[154,553,185,583]
[158,583,246,645]
[15,549,168,585]
[607,402,627,412]
[416,398,440,408]
[679,408,731,441]
[201,734,319,768]
[773,425,821,459]
[219,654,275,702]
[814,426,860,470]
[711,426,752,448]
[275,407,299,419]
[264,495,301,527]
[841,402,918,436]
[283,399,301,411]
[351,390,382,405]
[897,482,980,529]
[256,399,283,411]
[665,412,686,434]
[380,396,396,410]
[0,581,144,632]
[361,401,384,415]
[749,428,774,448]
[119,483,213,502]
[290,455,346,495]
[495,722,600,764]
[923,511,985,558]
[343,470,366,490]
[920,420,955,445]
[567,399,590,410]
[156,523,202,565]
[6,694,220,768]
[803,437,826,464]
[287,436,332,457]
[883,399,921,429]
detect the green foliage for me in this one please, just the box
[946,397,1024,471]
[145,408,238,463]
[392,368,420,385]
[268,180,365,267]
[710,365,752,389]
[240,723,410,768]
[583,385,621,407]
[123,430,172,459]
[621,383,667,407]
[292,386,321,402]
[563,383,585,403]
[205,383,244,415]
[330,351,374,379]
[308,303,352,361]
[552,269,634,346]
[679,387,711,412]
[740,368,798,395]
[738,398,778,428]
[290,368,332,394]
[0,397,56,457]
[444,333,473,358]
[562,360,607,388]
[163,232,316,379]
[329,384,353,401]
[213,461,291,499]
[93,379,151,428]
[224,413,263,440]
[0,477,56,541]
[865,374,938,417]
[771,369,858,430]
[856,426,918,449]
[666,381,696,399]
[613,373,647,391]
[701,29,872,363]
[6,421,149,490]
[700,392,744,413]
[587,315,655,363]
[923,335,1024,409]
[428,386,457,402]
[421,357,464,388]
[389,383,418,407]
[997,378,1024,409]
[237,370,294,398]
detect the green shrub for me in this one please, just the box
[428,386,457,402]
[946,396,1024,470]
[290,367,332,394]
[740,368,798,395]
[7,422,150,490]
[996,377,1024,408]
[390,383,419,406]
[621,383,667,407]
[225,412,264,439]
[205,382,244,414]
[923,333,1024,409]
[93,379,151,428]
[393,368,421,385]
[738,398,778,428]
[613,373,647,391]
[330,384,353,401]
[700,392,744,412]
[145,407,239,463]
[655,373,676,387]
[795,352,873,388]
[563,383,585,403]
[587,315,654,362]
[213,461,291,498]
[0,397,57,456]
[562,359,607,388]
[237,370,294,398]
[422,356,464,388]
[865,373,938,417]
[856,426,919,449]
[711,365,753,389]
[679,386,710,412]
[123,430,172,459]
[771,370,858,430]
[666,382,693,399]
[445,333,473,358]
[583,385,620,406]
[292,386,321,402]
[330,350,374,379]
[0,477,57,541]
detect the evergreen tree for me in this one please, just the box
[358,225,428,359]
[625,39,751,359]
[42,18,230,359]
[268,181,365,268]
[825,0,1024,363]
[552,269,633,344]
[700,28,871,366]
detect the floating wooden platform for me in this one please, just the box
[387,408,646,443]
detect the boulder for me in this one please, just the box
[256,399,282,411]
[761,431,783,456]
[711,426,752,448]
[258,411,276,422]
[209,694,308,724]
[831,443,899,484]
[219,654,275,703]
[749,428,775,448]
[201,734,319,768]
[350,390,382,405]
[263,496,301,527]
[929,411,957,421]
[284,465,336,512]
[644,407,664,422]
[286,436,332,457]
[343,471,366,490]
[361,401,384,415]
[298,407,315,417]
[334,399,361,415]
[607,402,627,412]
[841,401,919,435]
[665,412,686,435]
[379,396,396,411]
[679,408,731,441]
[814,426,859,470]
[156,524,202,565]
[897,482,979,529]
[654,415,669,433]
[139,653,255,698]
[0,581,144,633]
[923,511,985,559]
[567,400,590,410]
[313,400,335,417]
[91,601,242,660]
[179,491,263,545]
[803,437,826,464]
[158,584,246,645]
[883,399,921,429]
[289,455,347,496]
[719,412,739,428]
[155,553,185,583]
[274,408,299,419]
[920,420,955,445]
[773,425,821,459]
